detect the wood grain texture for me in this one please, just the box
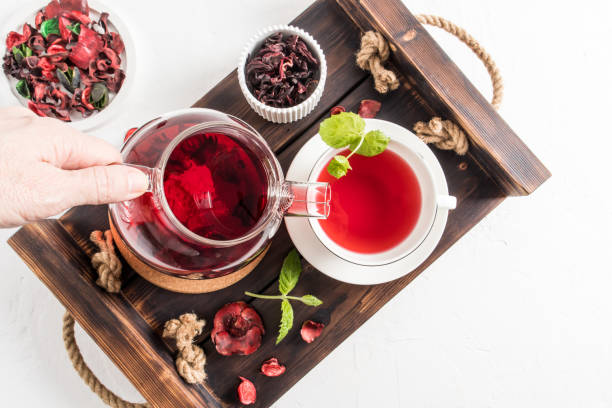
[336,0,551,195]
[7,221,219,408]
[7,0,548,407]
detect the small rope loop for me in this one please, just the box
[356,31,400,94]
[90,230,122,293]
[415,14,503,109]
[62,312,149,408]
[162,314,207,385]
[413,117,469,155]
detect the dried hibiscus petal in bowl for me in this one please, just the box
[211,301,265,356]
[245,32,319,108]
[2,0,126,121]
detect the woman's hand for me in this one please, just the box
[0,106,148,227]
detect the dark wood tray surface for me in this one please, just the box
[8,1,549,407]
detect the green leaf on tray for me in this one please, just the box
[349,129,390,157]
[40,18,60,39]
[245,249,323,345]
[300,294,323,307]
[278,248,301,295]
[327,155,351,179]
[319,112,364,148]
[276,299,293,344]
[15,80,30,99]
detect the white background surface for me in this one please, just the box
[0,0,610,407]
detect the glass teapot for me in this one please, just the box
[108,108,329,280]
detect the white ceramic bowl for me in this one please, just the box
[237,24,326,123]
[0,0,135,131]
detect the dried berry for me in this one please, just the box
[245,32,319,108]
[211,301,265,356]
[330,105,345,116]
[261,357,286,377]
[300,320,324,343]
[124,126,138,142]
[237,376,256,405]
[357,99,381,118]
[2,0,126,121]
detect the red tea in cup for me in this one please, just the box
[316,149,422,254]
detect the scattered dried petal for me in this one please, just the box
[357,99,382,118]
[300,320,324,343]
[330,105,346,116]
[261,358,286,377]
[237,377,256,405]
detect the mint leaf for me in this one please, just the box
[300,295,323,307]
[278,249,301,295]
[40,18,60,38]
[319,112,364,148]
[66,22,81,35]
[15,80,30,99]
[276,299,293,344]
[327,155,351,179]
[350,129,389,157]
[12,46,25,64]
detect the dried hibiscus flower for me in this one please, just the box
[2,0,126,121]
[245,32,319,108]
[357,99,381,118]
[261,357,286,377]
[237,376,256,405]
[211,301,265,356]
[300,320,324,343]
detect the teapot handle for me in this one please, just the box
[122,164,159,194]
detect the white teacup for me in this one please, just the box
[307,119,456,266]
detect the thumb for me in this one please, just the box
[64,164,149,206]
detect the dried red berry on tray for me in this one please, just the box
[330,105,345,116]
[358,99,382,118]
[245,32,319,108]
[237,376,256,405]
[2,0,126,121]
[211,301,265,356]
[300,320,324,343]
[260,357,286,377]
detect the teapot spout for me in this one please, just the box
[281,181,330,219]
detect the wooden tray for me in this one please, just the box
[8,0,550,406]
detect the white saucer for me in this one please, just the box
[285,119,451,285]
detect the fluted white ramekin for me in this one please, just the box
[238,24,327,124]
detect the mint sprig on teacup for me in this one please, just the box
[319,111,389,178]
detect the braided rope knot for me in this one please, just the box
[356,31,399,94]
[413,117,469,155]
[162,313,207,384]
[89,230,121,293]
[90,230,122,293]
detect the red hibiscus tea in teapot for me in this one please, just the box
[110,108,330,283]
[163,132,268,240]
